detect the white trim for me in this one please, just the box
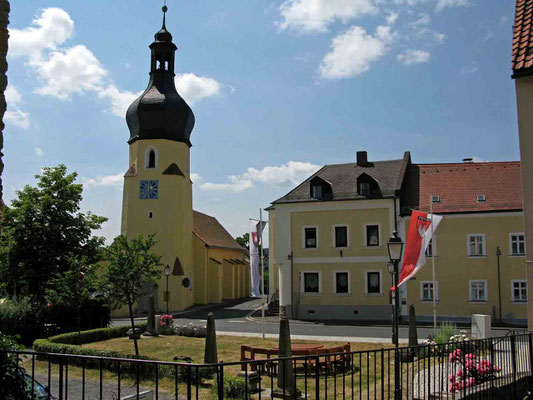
[300,270,322,295]
[420,281,439,302]
[144,146,158,169]
[302,226,318,249]
[469,280,488,302]
[333,270,351,295]
[364,270,382,295]
[294,256,390,264]
[509,232,526,256]
[511,280,527,303]
[467,234,486,257]
[364,223,381,248]
[332,224,349,249]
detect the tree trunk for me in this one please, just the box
[128,301,139,356]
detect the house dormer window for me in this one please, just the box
[477,195,486,203]
[359,181,371,196]
[145,147,158,169]
[431,195,440,203]
[311,184,323,199]
[356,173,380,197]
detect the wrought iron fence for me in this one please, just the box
[3,333,532,399]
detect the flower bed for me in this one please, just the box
[448,349,501,391]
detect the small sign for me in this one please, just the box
[122,390,153,400]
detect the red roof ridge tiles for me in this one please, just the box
[512,0,533,75]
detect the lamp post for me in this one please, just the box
[387,230,404,400]
[496,247,502,322]
[164,264,171,314]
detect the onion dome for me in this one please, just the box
[126,5,195,146]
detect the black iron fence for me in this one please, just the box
[3,333,533,399]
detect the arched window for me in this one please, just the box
[145,147,158,169]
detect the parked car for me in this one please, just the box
[25,374,57,399]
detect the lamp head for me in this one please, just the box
[164,264,171,276]
[387,230,404,262]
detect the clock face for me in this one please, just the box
[139,180,158,199]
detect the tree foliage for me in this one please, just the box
[0,165,107,302]
[235,233,249,250]
[101,234,161,355]
[0,333,28,400]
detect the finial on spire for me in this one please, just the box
[162,0,168,29]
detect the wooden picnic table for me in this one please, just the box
[273,344,324,352]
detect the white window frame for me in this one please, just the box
[477,195,486,203]
[467,234,486,257]
[332,225,349,249]
[144,146,158,169]
[364,223,381,248]
[364,270,382,295]
[425,236,437,258]
[511,280,527,303]
[431,195,440,203]
[420,281,439,302]
[302,226,318,249]
[333,271,351,295]
[509,233,526,256]
[469,280,488,302]
[300,271,322,295]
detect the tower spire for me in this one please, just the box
[162,0,168,29]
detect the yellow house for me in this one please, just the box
[115,10,247,317]
[268,151,527,324]
[512,0,533,329]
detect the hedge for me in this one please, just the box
[32,323,211,382]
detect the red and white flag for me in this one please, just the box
[395,210,443,289]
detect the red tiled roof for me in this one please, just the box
[401,162,523,215]
[512,0,533,74]
[193,210,246,252]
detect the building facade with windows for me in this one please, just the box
[268,152,527,324]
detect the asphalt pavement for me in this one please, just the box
[111,298,516,343]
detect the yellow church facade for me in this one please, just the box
[113,10,248,317]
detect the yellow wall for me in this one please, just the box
[515,76,533,328]
[121,139,194,314]
[405,213,527,320]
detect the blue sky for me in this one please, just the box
[5,0,518,243]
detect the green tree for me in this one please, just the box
[101,234,161,355]
[0,165,107,303]
[46,257,98,334]
[235,233,249,250]
[0,333,28,400]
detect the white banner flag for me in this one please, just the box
[249,219,266,297]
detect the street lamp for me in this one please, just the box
[387,230,404,400]
[496,247,502,322]
[164,264,171,314]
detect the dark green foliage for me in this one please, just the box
[0,297,43,344]
[235,233,249,250]
[47,324,145,345]
[212,375,254,399]
[101,234,161,355]
[0,165,107,302]
[434,322,457,345]
[0,332,29,400]
[45,298,110,332]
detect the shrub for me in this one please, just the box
[47,324,144,345]
[45,297,111,332]
[0,297,43,343]
[212,375,254,399]
[175,323,207,338]
[0,332,29,400]
[434,322,457,345]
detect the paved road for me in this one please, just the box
[112,298,516,343]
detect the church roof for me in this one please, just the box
[512,0,533,76]
[193,211,246,252]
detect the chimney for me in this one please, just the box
[462,158,473,163]
[356,151,368,167]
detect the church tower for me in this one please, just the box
[121,5,195,312]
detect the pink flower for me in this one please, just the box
[449,375,456,383]
[457,369,463,377]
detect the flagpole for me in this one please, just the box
[430,196,437,337]
[259,208,265,339]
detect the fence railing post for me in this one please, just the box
[218,361,224,400]
[315,355,320,400]
[58,360,63,400]
[529,334,533,388]
[394,348,401,400]
[510,334,518,398]
[186,364,192,400]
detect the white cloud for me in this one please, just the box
[460,63,479,75]
[175,73,221,105]
[279,0,378,33]
[397,49,430,65]
[34,147,44,156]
[386,12,399,25]
[5,85,22,105]
[5,109,30,129]
[32,45,108,100]
[435,0,469,12]
[393,0,427,5]
[471,156,488,163]
[409,13,430,30]
[9,7,74,59]
[200,161,321,192]
[10,8,222,118]
[190,173,202,182]
[83,173,124,188]
[319,25,394,79]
